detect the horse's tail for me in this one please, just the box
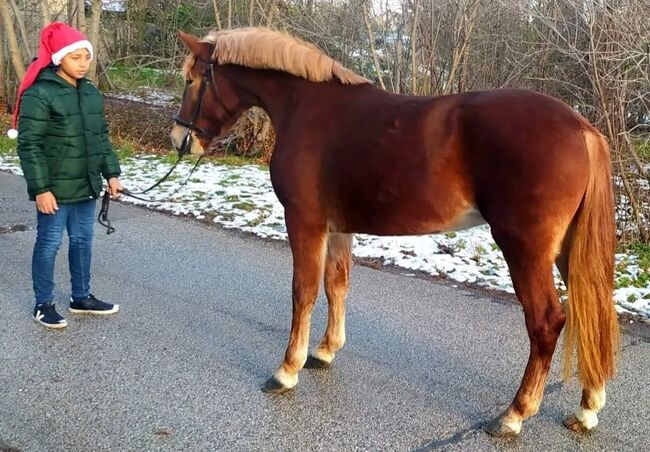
[562,129,620,389]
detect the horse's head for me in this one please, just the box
[170,31,243,156]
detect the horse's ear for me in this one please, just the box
[177,31,212,60]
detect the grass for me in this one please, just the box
[0,136,17,155]
[626,242,650,270]
[106,65,183,92]
[213,155,258,167]
[615,242,650,289]
[233,201,256,212]
[113,138,137,159]
[635,141,650,162]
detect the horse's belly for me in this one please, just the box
[404,205,488,234]
[332,203,487,235]
[444,206,487,232]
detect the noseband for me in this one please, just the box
[172,57,215,154]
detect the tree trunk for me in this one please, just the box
[39,0,51,27]
[212,0,222,30]
[87,0,102,82]
[410,0,421,94]
[228,0,232,28]
[8,0,32,57]
[266,0,276,27]
[0,19,6,105]
[68,0,75,26]
[362,2,386,90]
[0,0,25,81]
[77,0,86,33]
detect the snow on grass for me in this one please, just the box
[1,152,648,318]
[106,89,177,107]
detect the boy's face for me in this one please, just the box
[59,49,92,79]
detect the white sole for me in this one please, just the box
[33,317,68,329]
[69,304,120,315]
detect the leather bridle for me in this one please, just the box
[98,57,218,234]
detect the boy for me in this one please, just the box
[9,22,123,328]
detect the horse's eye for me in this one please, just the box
[185,79,193,86]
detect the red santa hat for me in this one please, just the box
[7,22,94,139]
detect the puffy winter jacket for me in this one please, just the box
[17,68,121,203]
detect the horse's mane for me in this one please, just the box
[183,27,369,85]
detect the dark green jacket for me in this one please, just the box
[17,68,121,203]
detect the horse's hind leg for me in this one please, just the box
[555,230,608,433]
[486,234,566,437]
[262,211,327,394]
[305,233,353,369]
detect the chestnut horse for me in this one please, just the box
[171,28,619,437]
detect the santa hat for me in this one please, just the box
[7,22,93,139]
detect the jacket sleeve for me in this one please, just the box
[99,104,121,180]
[17,91,52,196]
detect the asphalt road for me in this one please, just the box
[1,171,648,451]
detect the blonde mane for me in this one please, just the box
[184,27,369,85]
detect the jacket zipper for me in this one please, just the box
[77,83,95,197]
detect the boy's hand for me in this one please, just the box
[108,177,123,199]
[35,192,59,214]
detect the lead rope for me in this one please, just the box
[97,154,203,234]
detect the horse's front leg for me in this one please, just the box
[262,211,327,393]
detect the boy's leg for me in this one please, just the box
[33,207,68,304]
[67,199,96,300]
[67,199,118,315]
[32,206,68,328]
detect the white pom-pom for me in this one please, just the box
[7,129,18,139]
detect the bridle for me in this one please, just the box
[98,57,216,234]
[172,57,215,150]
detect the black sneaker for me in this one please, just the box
[69,294,119,315]
[33,302,68,329]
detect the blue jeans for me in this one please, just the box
[32,199,96,305]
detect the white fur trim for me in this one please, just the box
[273,367,298,389]
[575,407,599,430]
[51,40,94,65]
[311,348,334,364]
[501,413,523,435]
[7,129,18,139]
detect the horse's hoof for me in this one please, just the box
[485,416,521,438]
[304,354,331,369]
[564,414,594,433]
[261,376,293,394]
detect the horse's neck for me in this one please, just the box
[223,66,329,126]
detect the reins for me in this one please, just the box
[98,57,215,235]
[97,153,203,234]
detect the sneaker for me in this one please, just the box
[33,302,68,329]
[69,294,119,315]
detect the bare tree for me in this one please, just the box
[8,0,33,57]
[87,0,103,82]
[362,1,386,89]
[212,0,223,30]
[0,0,25,80]
[77,0,86,33]
[39,0,51,27]
[0,19,6,104]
